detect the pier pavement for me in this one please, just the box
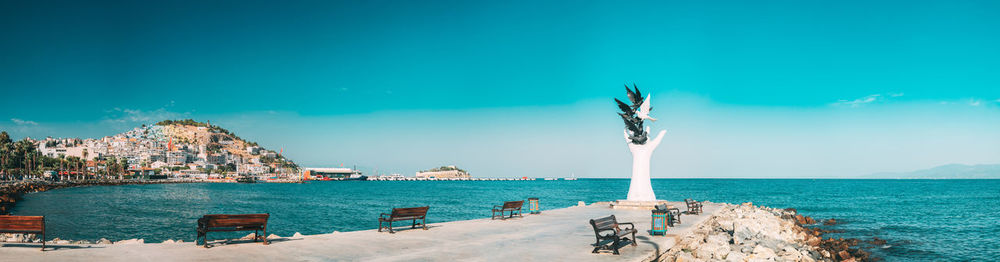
[5,201,722,261]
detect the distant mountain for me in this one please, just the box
[864,164,1000,179]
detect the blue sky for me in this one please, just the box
[2,0,999,177]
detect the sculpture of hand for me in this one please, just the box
[625,129,666,201]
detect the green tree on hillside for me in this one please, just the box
[0,131,11,179]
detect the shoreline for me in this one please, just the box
[1,199,877,261]
[4,200,719,261]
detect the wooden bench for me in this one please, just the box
[589,215,637,255]
[685,199,703,215]
[196,214,269,248]
[0,215,45,251]
[378,206,429,233]
[492,200,524,220]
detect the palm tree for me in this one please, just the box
[12,139,34,180]
[0,131,10,181]
[106,156,117,180]
[119,158,128,180]
[58,155,66,181]
[82,149,89,179]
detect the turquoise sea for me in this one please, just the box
[11,179,1000,261]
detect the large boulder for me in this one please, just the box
[717,219,735,232]
[114,238,144,244]
[706,232,731,245]
[693,245,714,259]
[712,245,731,260]
[724,251,746,262]
[675,251,702,262]
[752,245,777,260]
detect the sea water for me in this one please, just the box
[11,179,1000,261]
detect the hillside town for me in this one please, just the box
[0,119,300,182]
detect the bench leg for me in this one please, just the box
[254,230,259,243]
[631,231,637,246]
[422,218,427,230]
[378,220,382,232]
[262,227,268,245]
[612,238,620,255]
[388,221,394,234]
[412,219,417,229]
[41,232,45,251]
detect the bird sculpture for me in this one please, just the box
[616,84,655,145]
[637,95,656,122]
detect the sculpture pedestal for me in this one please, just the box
[611,199,670,210]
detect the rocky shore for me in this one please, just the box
[658,203,875,262]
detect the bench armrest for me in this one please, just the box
[596,228,617,237]
[618,222,635,231]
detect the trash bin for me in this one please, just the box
[651,209,668,236]
[528,197,540,214]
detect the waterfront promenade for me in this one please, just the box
[4,201,721,261]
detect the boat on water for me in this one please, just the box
[303,167,367,181]
[346,173,368,181]
[236,175,257,183]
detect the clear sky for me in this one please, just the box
[2,0,999,177]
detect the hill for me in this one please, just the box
[17,119,298,177]
[864,164,1000,179]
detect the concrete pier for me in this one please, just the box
[4,201,722,261]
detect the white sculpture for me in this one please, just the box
[616,85,666,202]
[625,129,666,201]
[636,95,657,122]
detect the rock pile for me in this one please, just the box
[658,203,873,262]
[0,233,41,243]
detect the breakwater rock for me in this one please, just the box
[659,203,873,262]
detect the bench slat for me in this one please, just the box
[0,222,44,227]
[0,226,44,231]
[502,201,524,209]
[0,216,44,232]
[390,207,429,217]
[0,216,45,221]
[207,219,267,227]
